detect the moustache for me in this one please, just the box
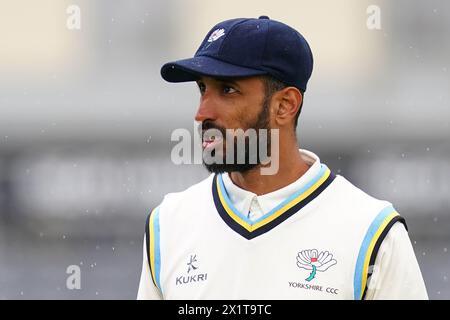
[200,121,226,139]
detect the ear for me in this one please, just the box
[273,87,302,127]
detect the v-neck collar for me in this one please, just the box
[221,149,322,219]
[211,163,336,240]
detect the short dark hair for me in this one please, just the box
[260,75,304,129]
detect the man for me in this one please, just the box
[137,16,428,299]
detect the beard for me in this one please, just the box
[201,100,271,174]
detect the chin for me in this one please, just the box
[203,162,259,174]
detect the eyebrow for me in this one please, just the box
[213,78,242,88]
[196,77,243,90]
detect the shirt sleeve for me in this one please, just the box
[364,222,428,300]
[137,237,163,300]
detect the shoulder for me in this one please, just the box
[150,173,215,218]
[322,173,409,236]
[328,174,393,213]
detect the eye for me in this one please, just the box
[222,85,237,94]
[197,81,206,95]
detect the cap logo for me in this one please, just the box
[207,28,225,42]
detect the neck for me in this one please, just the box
[229,139,310,196]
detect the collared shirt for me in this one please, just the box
[138,149,428,300]
[221,149,320,222]
[210,149,427,299]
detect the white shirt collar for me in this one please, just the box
[221,149,321,221]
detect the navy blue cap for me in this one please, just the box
[161,16,313,92]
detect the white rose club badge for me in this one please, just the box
[296,249,337,281]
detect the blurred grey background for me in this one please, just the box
[0,0,449,299]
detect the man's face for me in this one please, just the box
[195,76,272,173]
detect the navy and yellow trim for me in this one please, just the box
[212,164,336,240]
[353,205,407,300]
[145,207,162,292]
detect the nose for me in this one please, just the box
[194,93,217,123]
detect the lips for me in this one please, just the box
[202,135,222,149]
